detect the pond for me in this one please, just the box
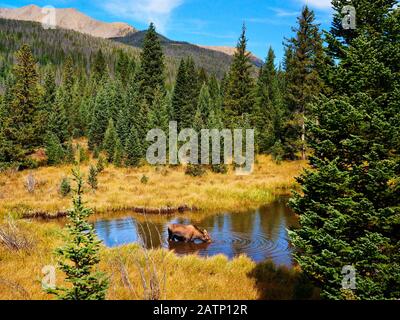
[94,196,299,267]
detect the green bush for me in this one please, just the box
[140,175,149,184]
[211,164,228,174]
[59,178,71,197]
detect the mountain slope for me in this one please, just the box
[198,45,264,67]
[113,31,259,78]
[0,4,135,38]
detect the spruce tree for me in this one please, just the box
[65,140,75,164]
[223,24,255,128]
[102,119,118,163]
[47,89,70,143]
[1,44,42,164]
[125,126,142,167]
[171,58,188,126]
[148,86,169,132]
[136,23,165,105]
[88,85,111,150]
[255,47,284,154]
[115,50,130,86]
[42,67,56,110]
[87,165,98,190]
[197,84,212,123]
[48,169,108,300]
[45,133,65,165]
[283,6,324,159]
[289,3,400,300]
[113,138,124,167]
[92,50,107,82]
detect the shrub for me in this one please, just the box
[211,164,228,174]
[270,141,284,164]
[140,175,149,184]
[59,178,71,197]
[185,164,206,177]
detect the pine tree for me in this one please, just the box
[48,169,108,300]
[88,85,111,150]
[61,56,76,134]
[0,44,42,164]
[92,49,107,82]
[96,155,105,173]
[223,24,255,128]
[47,89,70,143]
[113,138,124,167]
[328,0,398,58]
[102,119,118,162]
[125,126,142,167]
[197,84,212,123]
[171,58,188,126]
[42,67,56,109]
[289,3,400,300]
[255,47,284,154]
[148,86,169,132]
[115,50,130,86]
[87,165,98,190]
[171,57,200,130]
[283,6,324,160]
[45,133,65,165]
[65,140,75,164]
[136,23,165,105]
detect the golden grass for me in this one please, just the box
[0,155,306,218]
[0,220,317,300]
[0,221,258,300]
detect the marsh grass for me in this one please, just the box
[0,222,256,300]
[0,153,306,218]
[0,217,34,251]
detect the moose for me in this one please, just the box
[168,224,212,243]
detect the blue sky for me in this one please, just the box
[0,0,334,63]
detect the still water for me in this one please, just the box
[94,197,299,267]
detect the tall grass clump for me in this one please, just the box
[0,217,33,251]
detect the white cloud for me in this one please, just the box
[102,0,184,33]
[270,8,299,17]
[300,0,332,10]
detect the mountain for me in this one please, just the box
[198,45,264,67]
[0,5,260,79]
[113,31,259,78]
[0,4,135,38]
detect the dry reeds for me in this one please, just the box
[0,217,34,251]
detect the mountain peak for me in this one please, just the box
[0,5,136,38]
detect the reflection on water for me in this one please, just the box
[94,197,299,267]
